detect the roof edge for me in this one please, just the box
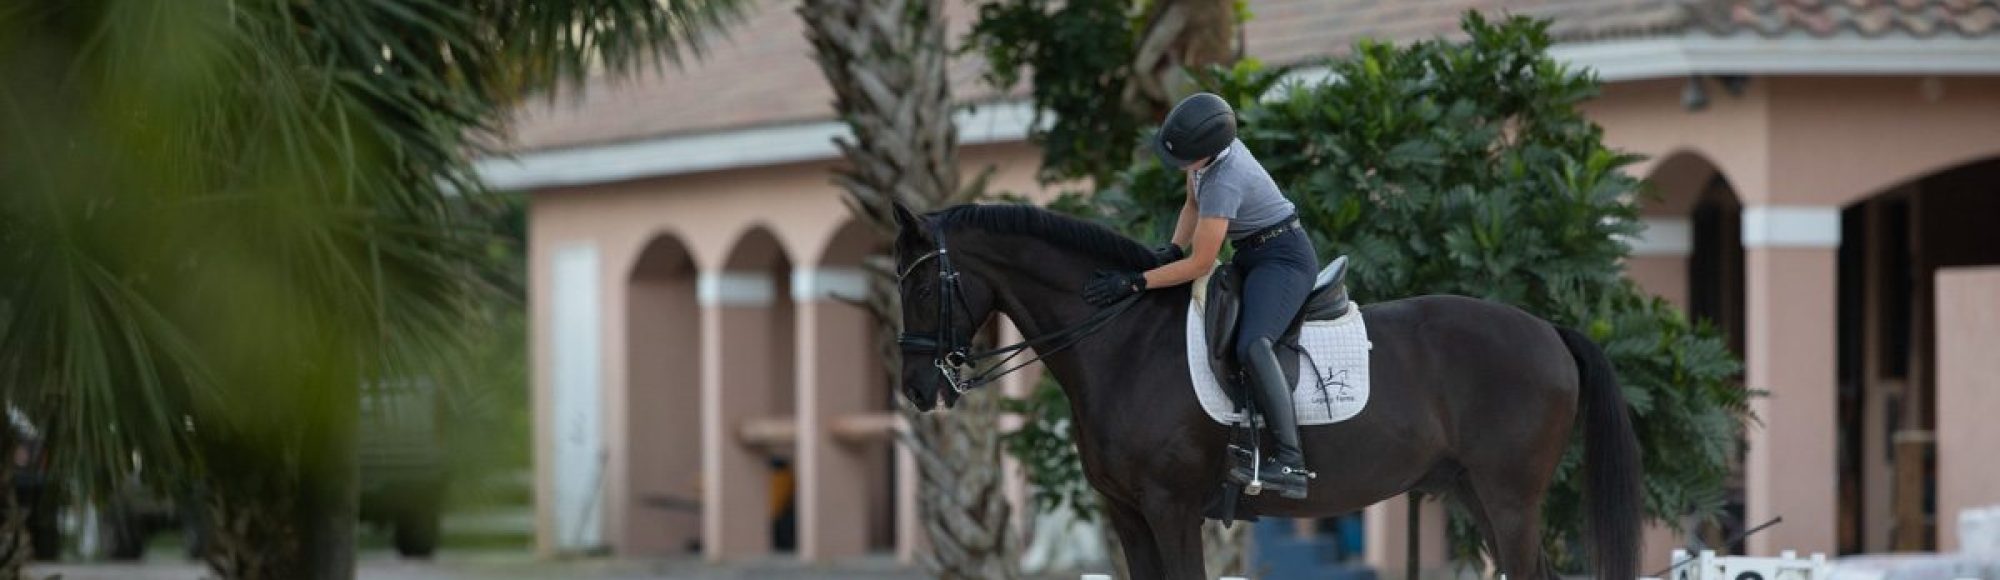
[483,34,2000,190]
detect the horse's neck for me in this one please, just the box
[966,238,1181,416]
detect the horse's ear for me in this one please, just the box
[891,201,922,236]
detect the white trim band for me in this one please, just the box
[698,271,777,307]
[1550,34,2000,83]
[1626,217,1693,257]
[1742,205,1842,249]
[479,35,2000,189]
[792,267,870,303]
[479,101,1041,191]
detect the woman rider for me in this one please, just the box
[1081,92,1316,499]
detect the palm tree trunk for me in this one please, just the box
[801,0,1017,576]
[299,387,360,580]
[0,426,29,580]
[1127,0,1240,116]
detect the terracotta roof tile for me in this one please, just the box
[501,0,2000,153]
[1685,0,2000,37]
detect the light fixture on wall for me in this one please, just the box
[1682,75,1749,112]
[1682,75,1709,111]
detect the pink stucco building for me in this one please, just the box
[484,0,2000,572]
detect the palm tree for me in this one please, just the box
[1129,0,1242,116]
[800,0,1020,577]
[0,1,737,578]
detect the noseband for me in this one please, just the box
[895,222,1142,394]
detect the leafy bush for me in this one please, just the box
[1047,13,1750,568]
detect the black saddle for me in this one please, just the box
[1202,255,1352,409]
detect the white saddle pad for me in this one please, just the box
[1185,302,1373,426]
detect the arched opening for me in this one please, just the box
[706,226,798,559]
[621,233,703,556]
[1836,156,2000,553]
[1636,151,1748,551]
[800,219,898,557]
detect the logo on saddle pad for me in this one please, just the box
[1185,303,1373,427]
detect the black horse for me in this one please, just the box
[892,203,1642,580]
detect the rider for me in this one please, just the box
[1081,92,1316,499]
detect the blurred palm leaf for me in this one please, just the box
[0,0,739,575]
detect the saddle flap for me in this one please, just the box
[1202,264,1245,366]
[1202,263,1304,410]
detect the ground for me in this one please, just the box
[28,551,929,579]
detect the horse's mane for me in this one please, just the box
[932,204,1156,270]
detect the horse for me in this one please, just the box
[890,203,1642,580]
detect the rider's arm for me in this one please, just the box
[1143,216,1227,289]
[1168,181,1199,248]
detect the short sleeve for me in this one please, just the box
[1196,178,1242,219]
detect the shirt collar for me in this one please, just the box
[1194,141,1233,182]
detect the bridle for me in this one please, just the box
[895,222,1142,394]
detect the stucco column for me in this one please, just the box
[794,267,874,561]
[701,271,778,560]
[1935,266,2000,551]
[1364,494,1447,580]
[1740,205,1840,555]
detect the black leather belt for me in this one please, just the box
[1233,216,1302,251]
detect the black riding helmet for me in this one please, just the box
[1153,92,1237,169]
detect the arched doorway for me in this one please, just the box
[621,233,703,555]
[1635,151,1749,551]
[704,226,799,560]
[1837,156,2000,553]
[796,219,897,560]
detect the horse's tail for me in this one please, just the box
[1555,325,1643,580]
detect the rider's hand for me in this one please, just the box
[1083,270,1146,306]
[1150,244,1185,267]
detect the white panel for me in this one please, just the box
[791,267,870,302]
[1742,205,1842,248]
[1627,217,1694,257]
[697,271,776,307]
[549,244,604,551]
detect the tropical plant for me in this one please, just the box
[800,0,1019,577]
[966,0,1247,186]
[1056,13,1751,569]
[0,1,737,578]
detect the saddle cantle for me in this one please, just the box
[1201,255,1351,409]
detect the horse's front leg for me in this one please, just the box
[1104,498,1164,578]
[1144,495,1208,580]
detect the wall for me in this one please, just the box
[1935,267,2000,552]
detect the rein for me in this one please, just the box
[896,223,1142,394]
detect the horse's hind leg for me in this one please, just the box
[1105,498,1165,579]
[1463,468,1554,580]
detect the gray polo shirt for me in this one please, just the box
[1194,139,1295,240]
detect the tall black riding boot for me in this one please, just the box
[1243,337,1312,499]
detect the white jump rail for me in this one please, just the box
[1669,549,1834,580]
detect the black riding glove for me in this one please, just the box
[1151,244,1185,267]
[1083,270,1147,306]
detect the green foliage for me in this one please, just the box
[965,0,1143,185]
[0,0,733,572]
[1000,376,1098,521]
[1042,13,1751,568]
